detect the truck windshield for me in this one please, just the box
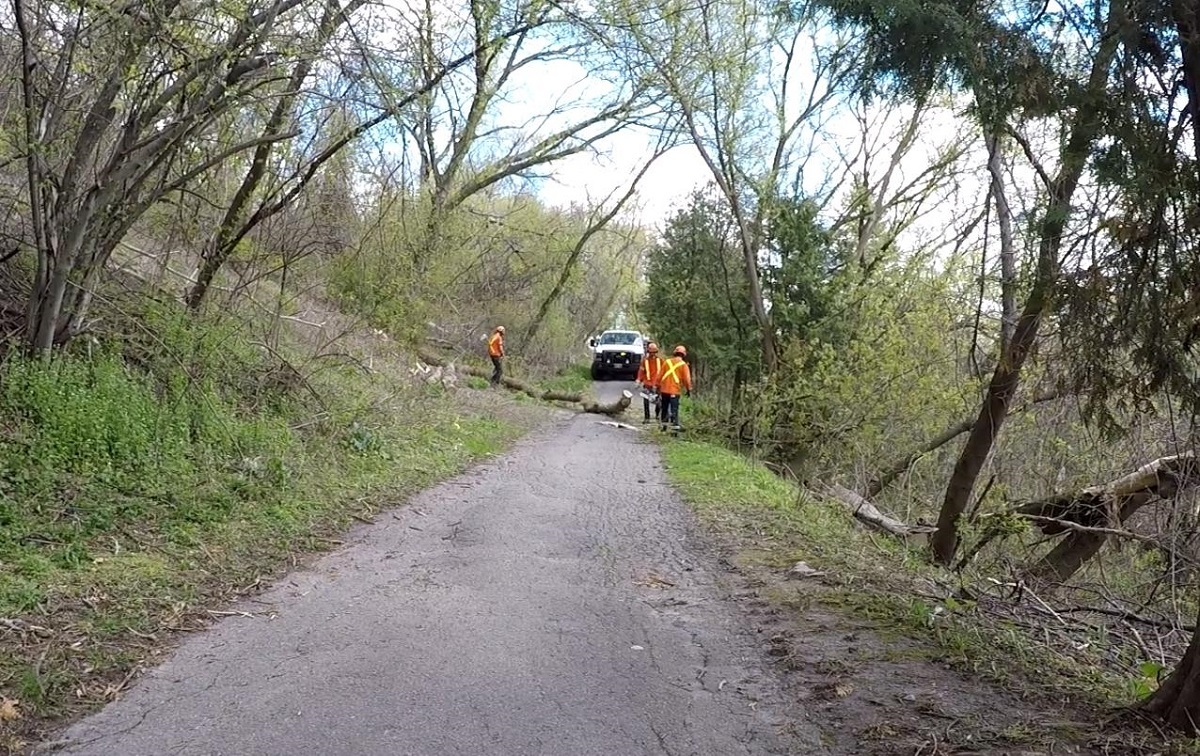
[598,332,639,345]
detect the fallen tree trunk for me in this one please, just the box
[1020,493,1157,584]
[415,348,626,415]
[962,453,1199,583]
[818,483,938,543]
[1020,453,1199,585]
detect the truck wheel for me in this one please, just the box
[591,366,604,381]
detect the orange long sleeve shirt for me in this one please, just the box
[488,331,504,357]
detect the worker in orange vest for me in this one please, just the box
[488,325,505,386]
[656,345,692,433]
[636,341,665,424]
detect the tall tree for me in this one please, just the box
[606,0,855,374]
[399,0,658,274]
[642,188,761,393]
[815,0,1126,564]
[183,0,567,309]
[13,0,324,351]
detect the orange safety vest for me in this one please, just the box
[488,331,504,358]
[657,356,692,395]
[637,355,664,387]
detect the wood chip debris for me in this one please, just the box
[786,561,827,579]
[634,573,677,588]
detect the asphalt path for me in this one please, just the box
[45,380,824,756]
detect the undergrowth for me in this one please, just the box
[657,437,1142,714]
[0,297,531,752]
[542,364,592,395]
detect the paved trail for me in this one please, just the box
[48,382,825,756]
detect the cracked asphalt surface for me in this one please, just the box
[46,380,826,756]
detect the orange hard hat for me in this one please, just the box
[674,345,687,357]
[646,342,659,353]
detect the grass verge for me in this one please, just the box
[657,437,1144,714]
[0,301,541,753]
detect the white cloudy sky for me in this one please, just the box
[482,30,995,246]
[362,0,1030,250]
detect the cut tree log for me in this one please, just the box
[581,390,632,416]
[817,483,938,543]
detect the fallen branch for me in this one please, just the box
[1019,514,1163,547]
[817,482,937,542]
[1059,605,1196,633]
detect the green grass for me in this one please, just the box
[659,439,878,568]
[657,436,1136,711]
[0,305,530,749]
[541,363,592,395]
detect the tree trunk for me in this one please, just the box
[1142,600,1200,732]
[985,130,1017,351]
[929,19,1122,565]
[1023,492,1155,585]
[931,296,1056,565]
[580,390,632,416]
[1173,0,1200,177]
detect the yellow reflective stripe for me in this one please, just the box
[661,359,683,384]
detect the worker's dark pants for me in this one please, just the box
[660,393,680,428]
[642,389,659,421]
[490,357,503,385]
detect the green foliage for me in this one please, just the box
[762,196,850,347]
[330,188,641,370]
[814,0,1066,121]
[0,296,532,729]
[0,348,292,612]
[1130,660,1167,699]
[764,257,980,476]
[642,188,762,394]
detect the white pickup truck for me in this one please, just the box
[587,329,645,381]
